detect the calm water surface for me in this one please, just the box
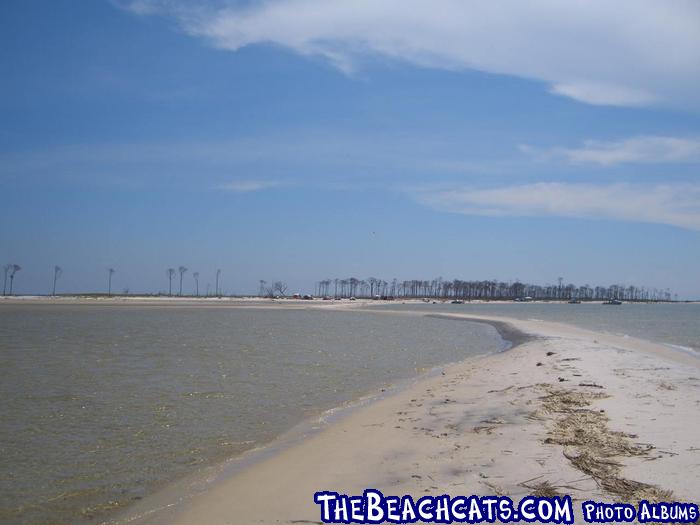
[378,302,700,353]
[0,304,505,525]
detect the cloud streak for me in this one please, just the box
[117,0,700,109]
[521,136,700,166]
[414,183,700,231]
[0,133,522,189]
[218,179,282,192]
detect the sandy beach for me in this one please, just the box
[110,309,700,524]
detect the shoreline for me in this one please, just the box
[424,313,538,350]
[112,312,700,524]
[107,312,520,525]
[2,295,696,306]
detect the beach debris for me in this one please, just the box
[520,479,562,498]
[537,384,673,504]
[487,385,515,394]
[481,480,505,496]
[473,425,497,435]
[565,450,672,502]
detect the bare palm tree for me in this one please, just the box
[108,268,116,296]
[8,264,21,295]
[193,272,200,296]
[3,264,11,296]
[216,269,221,297]
[166,268,175,296]
[178,266,187,296]
[52,266,62,296]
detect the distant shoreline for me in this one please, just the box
[1,295,695,306]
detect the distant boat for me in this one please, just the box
[451,300,464,304]
[603,299,622,305]
[568,299,581,304]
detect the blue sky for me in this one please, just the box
[1,0,699,297]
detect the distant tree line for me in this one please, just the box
[0,263,225,297]
[0,261,678,302]
[313,277,676,302]
[163,267,223,297]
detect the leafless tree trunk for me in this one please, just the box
[52,266,62,296]
[4,264,12,296]
[166,268,175,296]
[108,268,115,296]
[193,272,200,296]
[178,266,187,296]
[8,264,21,295]
[216,269,221,297]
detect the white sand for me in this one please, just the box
[112,312,700,524]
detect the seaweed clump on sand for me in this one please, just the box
[536,385,674,504]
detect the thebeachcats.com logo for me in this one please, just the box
[313,490,699,524]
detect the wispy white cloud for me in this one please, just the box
[548,83,656,108]
[116,0,700,109]
[0,133,520,188]
[414,183,700,231]
[520,136,700,166]
[218,179,282,192]
[110,0,164,15]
